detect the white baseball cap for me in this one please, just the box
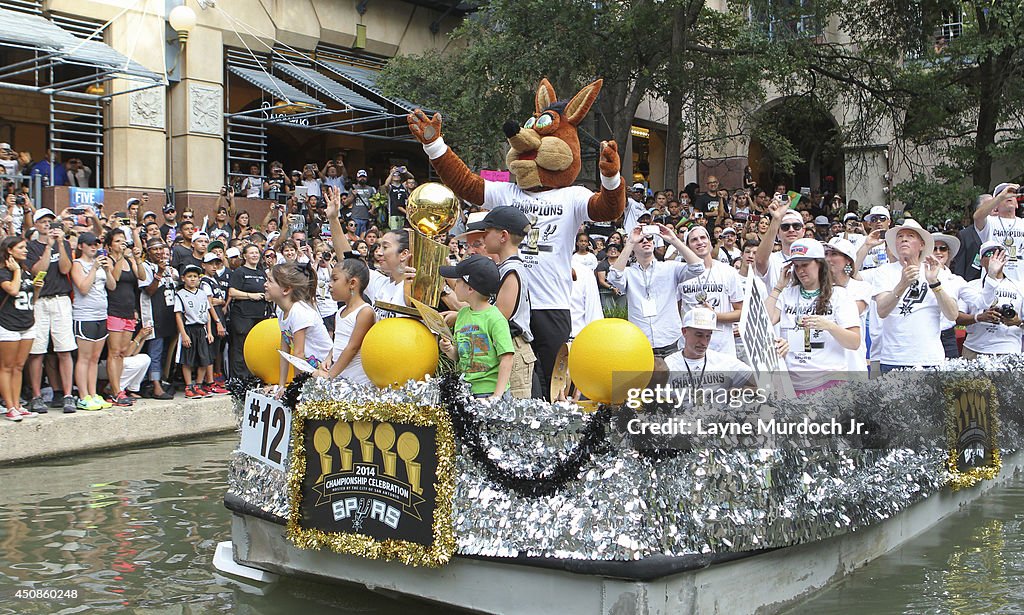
[682,307,718,331]
[979,240,1004,258]
[866,205,891,220]
[630,182,646,191]
[786,238,826,261]
[225,247,241,258]
[33,208,56,222]
[842,212,859,222]
[825,237,857,263]
[780,209,803,224]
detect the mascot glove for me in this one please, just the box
[601,174,621,191]
[423,136,448,160]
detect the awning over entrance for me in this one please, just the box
[0,7,163,98]
[273,64,385,114]
[227,66,323,109]
[320,61,430,114]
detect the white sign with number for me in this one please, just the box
[240,391,292,472]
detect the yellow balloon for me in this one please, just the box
[569,319,653,404]
[243,318,293,384]
[361,318,439,388]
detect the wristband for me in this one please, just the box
[928,281,942,289]
[973,313,979,324]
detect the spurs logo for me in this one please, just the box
[898,281,928,316]
[350,498,371,532]
[542,224,558,242]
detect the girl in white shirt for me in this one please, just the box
[315,259,376,385]
[265,262,333,390]
[825,237,871,373]
[766,239,861,394]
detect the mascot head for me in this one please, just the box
[503,78,602,191]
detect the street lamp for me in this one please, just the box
[168,4,197,45]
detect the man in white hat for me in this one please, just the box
[869,219,959,372]
[754,195,808,290]
[663,307,755,393]
[623,182,649,235]
[973,182,1023,283]
[856,206,894,270]
[960,243,1024,359]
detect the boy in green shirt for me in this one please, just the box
[438,255,513,399]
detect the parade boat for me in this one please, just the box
[218,350,1024,615]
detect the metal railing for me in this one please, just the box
[0,172,45,206]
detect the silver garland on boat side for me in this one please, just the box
[227,356,1024,561]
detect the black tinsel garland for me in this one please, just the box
[439,373,614,498]
[227,376,262,404]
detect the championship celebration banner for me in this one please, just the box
[286,399,456,567]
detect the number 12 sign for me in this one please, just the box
[240,391,292,472]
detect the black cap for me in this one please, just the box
[78,231,100,245]
[438,254,500,296]
[163,204,175,213]
[182,264,203,276]
[482,206,531,236]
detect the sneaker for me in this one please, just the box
[185,385,202,399]
[62,395,77,414]
[111,392,134,407]
[152,390,174,400]
[4,409,22,422]
[17,407,38,418]
[213,372,226,384]
[77,397,102,411]
[92,395,113,409]
[206,383,230,395]
[29,397,47,414]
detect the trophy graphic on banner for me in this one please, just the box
[405,182,461,307]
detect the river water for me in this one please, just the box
[0,434,1020,614]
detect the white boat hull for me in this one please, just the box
[226,449,1023,614]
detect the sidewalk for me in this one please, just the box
[0,395,238,465]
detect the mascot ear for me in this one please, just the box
[564,79,603,126]
[535,78,557,114]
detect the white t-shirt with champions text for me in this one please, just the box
[776,284,860,391]
[978,215,1024,283]
[483,181,594,311]
[677,260,744,357]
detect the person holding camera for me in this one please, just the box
[960,243,1024,359]
[320,158,347,194]
[346,169,377,235]
[24,209,77,414]
[262,163,291,201]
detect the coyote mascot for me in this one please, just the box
[408,78,626,398]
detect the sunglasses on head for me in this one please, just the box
[780,223,804,231]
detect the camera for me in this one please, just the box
[998,304,1017,320]
[15,196,24,206]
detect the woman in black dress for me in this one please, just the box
[0,236,44,421]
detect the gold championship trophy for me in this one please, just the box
[405,183,461,307]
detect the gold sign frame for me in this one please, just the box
[285,399,457,567]
[943,377,1001,491]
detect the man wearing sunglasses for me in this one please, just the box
[608,225,705,357]
[753,195,807,290]
[973,182,1023,283]
[961,243,1024,359]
